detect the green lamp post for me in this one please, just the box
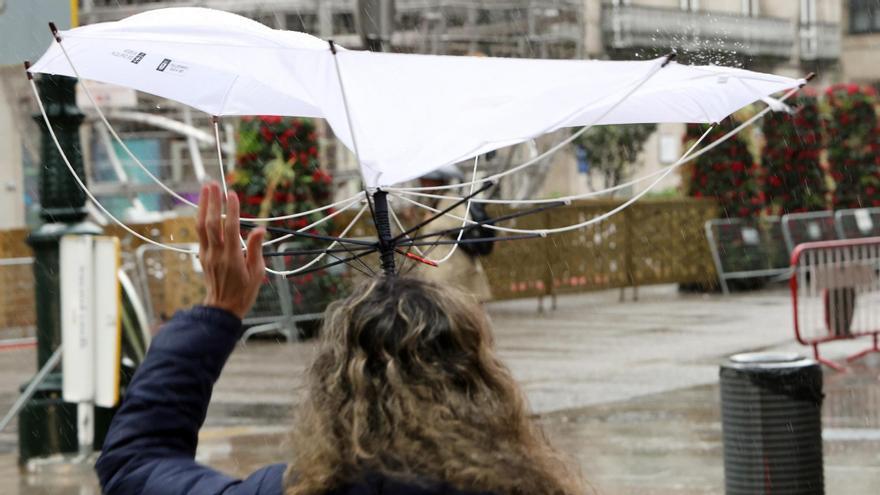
[18,73,113,464]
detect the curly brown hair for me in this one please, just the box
[284,276,584,495]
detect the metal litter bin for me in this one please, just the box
[720,353,824,495]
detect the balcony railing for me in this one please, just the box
[800,22,841,61]
[601,4,795,59]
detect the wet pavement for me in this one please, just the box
[2,285,879,494]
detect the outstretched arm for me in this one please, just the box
[95,183,283,494]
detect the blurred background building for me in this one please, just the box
[2,0,876,230]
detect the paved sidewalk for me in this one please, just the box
[2,285,878,494]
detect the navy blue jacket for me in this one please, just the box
[95,307,493,495]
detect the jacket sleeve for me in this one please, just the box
[95,306,286,495]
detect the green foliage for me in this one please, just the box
[229,116,345,314]
[824,84,880,209]
[761,91,828,214]
[576,124,656,189]
[686,120,764,218]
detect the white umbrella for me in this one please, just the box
[28,7,803,188]
[26,7,809,275]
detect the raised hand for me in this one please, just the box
[196,182,266,319]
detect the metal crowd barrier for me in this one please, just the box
[0,257,37,346]
[790,237,880,371]
[835,207,880,239]
[781,210,837,254]
[708,208,880,293]
[135,242,340,343]
[705,217,790,294]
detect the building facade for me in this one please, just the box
[588,0,842,197]
[5,0,846,218]
[841,0,880,85]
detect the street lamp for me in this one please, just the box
[19,73,113,464]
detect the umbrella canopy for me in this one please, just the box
[29,7,802,187]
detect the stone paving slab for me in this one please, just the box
[1,285,878,494]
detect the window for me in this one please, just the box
[680,0,699,11]
[332,13,356,35]
[850,0,880,34]
[285,13,317,33]
[801,0,816,25]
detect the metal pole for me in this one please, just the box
[20,68,102,464]
[0,348,62,433]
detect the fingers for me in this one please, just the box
[225,191,242,256]
[205,182,223,249]
[197,183,210,254]
[245,227,266,275]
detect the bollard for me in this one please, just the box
[720,352,824,495]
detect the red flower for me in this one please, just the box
[260,115,283,125]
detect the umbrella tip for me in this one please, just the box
[23,61,32,80]
[805,72,816,82]
[328,40,337,55]
[48,22,61,42]
[661,51,677,67]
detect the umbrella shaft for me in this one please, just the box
[373,190,395,276]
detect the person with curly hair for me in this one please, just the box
[95,182,584,495]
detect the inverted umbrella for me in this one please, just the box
[27,7,809,275]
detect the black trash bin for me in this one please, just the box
[720,352,824,495]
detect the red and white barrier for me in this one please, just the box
[790,237,880,371]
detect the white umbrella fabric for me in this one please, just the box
[28,7,803,187]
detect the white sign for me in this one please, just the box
[94,237,122,408]
[855,209,874,234]
[659,135,680,164]
[741,227,760,245]
[807,222,822,240]
[61,235,122,408]
[60,236,95,403]
[76,80,138,109]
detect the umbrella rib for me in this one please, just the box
[399,235,543,247]
[265,245,375,257]
[390,180,493,243]
[402,201,567,244]
[27,72,193,254]
[422,155,482,265]
[283,246,379,279]
[323,249,374,278]
[261,204,371,276]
